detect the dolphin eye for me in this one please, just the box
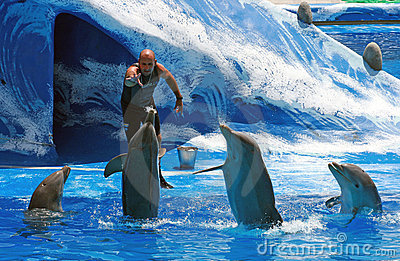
[42,183,47,186]
[355,184,359,188]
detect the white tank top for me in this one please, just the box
[130,69,160,108]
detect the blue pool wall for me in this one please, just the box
[1,1,400,166]
[52,13,137,163]
[0,0,233,166]
[1,1,135,165]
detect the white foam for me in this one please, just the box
[263,214,326,237]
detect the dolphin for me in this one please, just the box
[28,166,71,212]
[326,162,382,214]
[193,124,282,227]
[104,109,161,218]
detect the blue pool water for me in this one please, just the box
[1,131,400,260]
[319,24,400,79]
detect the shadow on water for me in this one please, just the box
[17,209,70,241]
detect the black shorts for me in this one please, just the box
[123,105,160,142]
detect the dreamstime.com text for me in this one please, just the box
[257,232,397,257]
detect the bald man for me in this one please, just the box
[121,49,183,144]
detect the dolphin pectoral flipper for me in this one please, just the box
[325,196,342,208]
[192,164,224,175]
[104,153,128,178]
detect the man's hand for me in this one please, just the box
[125,73,142,87]
[125,67,143,87]
[174,99,183,115]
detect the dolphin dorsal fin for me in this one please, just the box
[192,164,224,175]
[325,196,342,208]
[104,153,128,178]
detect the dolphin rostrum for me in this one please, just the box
[28,166,71,212]
[194,124,282,227]
[104,109,161,218]
[326,162,382,214]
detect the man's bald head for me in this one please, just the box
[138,49,157,76]
[139,49,156,61]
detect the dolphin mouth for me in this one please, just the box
[219,124,233,139]
[62,166,71,183]
[144,109,156,125]
[219,124,231,133]
[219,124,233,147]
[328,162,352,184]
